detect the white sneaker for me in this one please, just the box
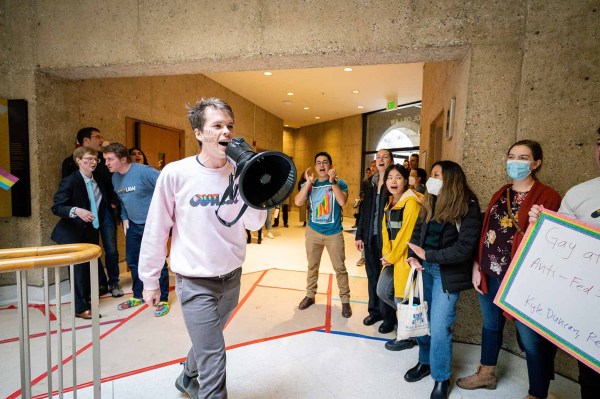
[267,231,274,239]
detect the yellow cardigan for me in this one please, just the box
[381,189,423,297]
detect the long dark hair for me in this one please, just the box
[129,146,148,165]
[421,160,477,223]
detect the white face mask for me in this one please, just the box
[426,178,443,196]
[408,176,416,186]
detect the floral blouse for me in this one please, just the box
[480,188,529,279]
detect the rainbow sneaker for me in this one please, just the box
[154,301,170,317]
[117,297,143,310]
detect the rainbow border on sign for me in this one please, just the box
[494,209,600,373]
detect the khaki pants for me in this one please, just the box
[305,226,350,303]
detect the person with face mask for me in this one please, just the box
[404,160,482,399]
[457,140,561,399]
[410,167,427,195]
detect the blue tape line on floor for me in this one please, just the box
[315,329,389,342]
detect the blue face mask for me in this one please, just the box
[506,160,532,180]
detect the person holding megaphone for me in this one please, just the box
[138,98,267,399]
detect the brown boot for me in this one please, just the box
[456,364,497,390]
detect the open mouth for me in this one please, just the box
[218,141,230,147]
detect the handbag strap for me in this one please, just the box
[402,265,417,305]
[506,188,525,235]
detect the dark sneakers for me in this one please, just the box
[298,296,315,310]
[378,321,395,334]
[431,379,450,399]
[404,362,431,382]
[175,366,199,399]
[385,337,417,351]
[110,283,124,298]
[341,303,352,318]
[362,314,383,326]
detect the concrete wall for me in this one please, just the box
[1,0,599,379]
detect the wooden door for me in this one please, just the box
[134,121,184,169]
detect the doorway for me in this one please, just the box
[125,117,184,169]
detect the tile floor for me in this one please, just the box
[0,213,578,398]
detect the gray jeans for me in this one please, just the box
[176,268,242,399]
[376,265,400,309]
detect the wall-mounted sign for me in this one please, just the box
[0,99,31,217]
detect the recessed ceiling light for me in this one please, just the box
[352,90,360,94]
[303,107,310,110]
[287,92,294,96]
[357,106,364,109]
[264,71,272,76]
[315,116,321,119]
[344,67,353,72]
[284,124,289,127]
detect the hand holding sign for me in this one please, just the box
[495,210,600,373]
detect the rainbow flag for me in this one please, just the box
[0,166,18,190]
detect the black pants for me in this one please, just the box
[579,360,600,399]
[273,204,289,226]
[72,228,99,313]
[365,235,396,324]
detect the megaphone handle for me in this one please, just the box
[215,203,248,227]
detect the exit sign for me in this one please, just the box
[386,99,397,110]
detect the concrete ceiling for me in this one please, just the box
[204,63,423,128]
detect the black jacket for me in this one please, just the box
[62,154,118,208]
[356,174,388,249]
[408,197,482,293]
[50,171,112,245]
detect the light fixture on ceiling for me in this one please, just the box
[344,67,353,72]
[287,92,294,96]
[303,107,310,110]
[282,100,293,106]
[315,116,321,119]
[352,90,359,94]
[284,124,289,127]
[264,71,272,76]
[357,106,364,109]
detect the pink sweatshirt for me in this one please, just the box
[139,156,266,290]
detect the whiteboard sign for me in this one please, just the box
[495,210,600,373]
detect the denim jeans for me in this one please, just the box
[416,261,460,382]
[515,320,557,398]
[478,275,506,365]
[365,235,396,324]
[376,264,398,309]
[126,221,170,302]
[98,205,120,286]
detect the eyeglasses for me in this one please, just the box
[82,157,99,164]
[315,161,330,166]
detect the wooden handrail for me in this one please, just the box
[0,244,102,273]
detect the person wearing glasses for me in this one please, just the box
[61,127,123,299]
[51,147,114,319]
[103,143,171,318]
[295,152,352,318]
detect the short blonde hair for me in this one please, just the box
[73,146,98,161]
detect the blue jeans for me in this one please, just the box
[515,320,557,398]
[98,205,120,286]
[416,261,460,381]
[478,275,506,365]
[126,221,170,302]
